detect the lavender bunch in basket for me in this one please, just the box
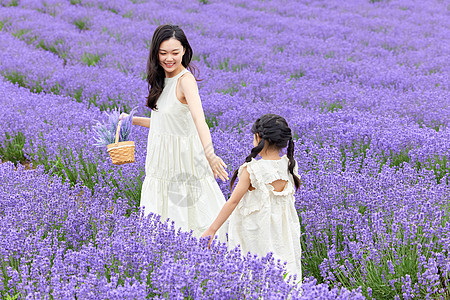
[93,108,136,147]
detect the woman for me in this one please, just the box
[127,24,228,238]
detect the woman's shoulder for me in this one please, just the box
[178,70,197,93]
[178,69,195,82]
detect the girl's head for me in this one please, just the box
[230,114,301,190]
[146,24,197,110]
[251,114,292,150]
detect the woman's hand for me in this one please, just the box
[201,228,217,248]
[119,113,129,121]
[206,153,229,182]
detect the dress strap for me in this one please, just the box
[173,68,189,80]
[164,68,189,82]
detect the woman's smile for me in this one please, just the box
[159,38,185,77]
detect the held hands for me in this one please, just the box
[204,142,228,181]
[206,153,229,182]
[201,228,217,248]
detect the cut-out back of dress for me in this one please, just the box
[269,179,287,192]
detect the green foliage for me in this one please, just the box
[106,168,144,215]
[71,87,84,102]
[431,120,444,132]
[201,54,211,68]
[339,139,371,172]
[144,39,152,49]
[325,51,335,59]
[320,100,344,113]
[0,257,21,299]
[300,192,450,299]
[12,28,30,38]
[7,0,18,7]
[50,83,62,95]
[205,115,218,128]
[336,137,450,185]
[299,211,327,282]
[217,58,230,71]
[232,63,247,72]
[0,132,26,166]
[199,0,209,4]
[123,11,133,18]
[417,155,449,184]
[287,71,305,82]
[2,70,46,94]
[0,21,4,31]
[81,52,101,66]
[30,80,44,94]
[5,293,21,300]
[27,140,142,207]
[2,71,26,88]
[273,46,284,53]
[37,39,66,59]
[74,18,89,31]
[219,86,239,96]
[98,95,131,112]
[70,0,81,4]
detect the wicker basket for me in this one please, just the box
[107,120,135,165]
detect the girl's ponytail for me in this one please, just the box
[229,137,265,190]
[230,114,299,191]
[287,137,300,190]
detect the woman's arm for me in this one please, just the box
[120,114,150,128]
[179,73,228,181]
[132,116,150,128]
[202,167,251,242]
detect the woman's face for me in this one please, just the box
[158,38,185,77]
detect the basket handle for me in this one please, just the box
[114,120,122,144]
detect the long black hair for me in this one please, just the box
[146,24,199,110]
[230,114,301,190]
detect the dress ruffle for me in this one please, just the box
[248,159,290,185]
[236,189,269,216]
[235,156,297,215]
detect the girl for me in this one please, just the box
[127,24,228,238]
[202,114,302,278]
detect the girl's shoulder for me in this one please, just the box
[239,156,293,183]
[248,155,290,167]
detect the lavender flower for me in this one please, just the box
[0,0,449,298]
[93,107,136,147]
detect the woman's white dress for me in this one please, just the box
[228,155,302,278]
[140,69,226,238]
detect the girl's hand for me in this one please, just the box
[206,154,229,182]
[201,228,217,248]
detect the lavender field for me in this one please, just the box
[1,0,449,299]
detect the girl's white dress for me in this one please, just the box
[140,69,226,238]
[229,155,302,278]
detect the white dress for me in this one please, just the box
[228,155,302,278]
[140,68,227,238]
